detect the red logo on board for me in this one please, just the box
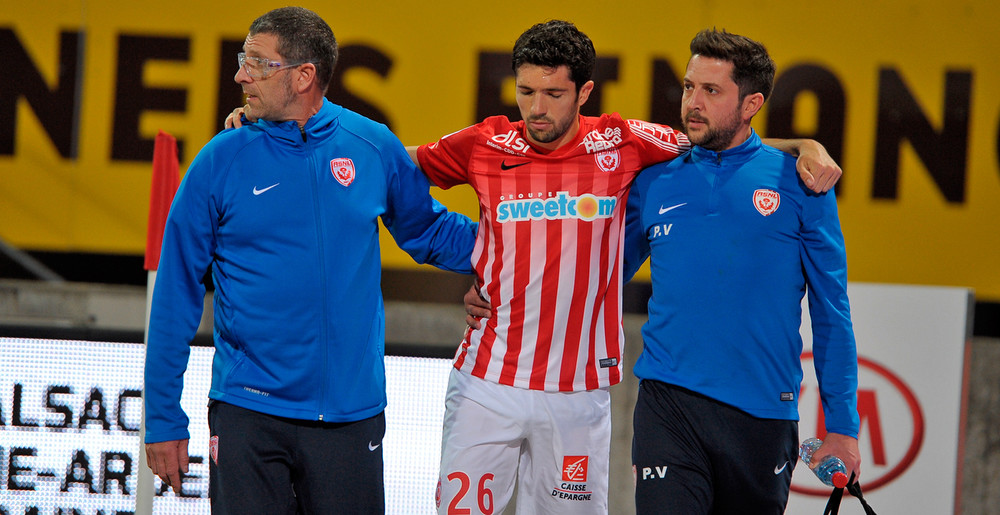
[792,353,925,496]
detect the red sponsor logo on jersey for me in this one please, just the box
[209,435,219,465]
[562,455,588,482]
[595,149,621,172]
[330,158,356,187]
[490,130,531,153]
[753,189,780,216]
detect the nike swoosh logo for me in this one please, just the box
[368,441,381,451]
[500,160,529,170]
[774,461,789,474]
[658,203,687,215]
[253,183,279,195]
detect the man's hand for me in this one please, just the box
[463,283,492,330]
[795,139,842,193]
[810,432,861,484]
[223,105,253,129]
[146,439,190,493]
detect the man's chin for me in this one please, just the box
[685,131,707,147]
[529,128,566,146]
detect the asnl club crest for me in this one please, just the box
[595,149,621,172]
[330,158,356,187]
[753,188,780,216]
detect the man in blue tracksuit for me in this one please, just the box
[623,29,860,514]
[143,7,475,513]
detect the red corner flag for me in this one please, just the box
[144,130,180,271]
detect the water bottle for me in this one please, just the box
[799,437,849,489]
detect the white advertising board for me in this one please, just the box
[787,283,972,514]
[0,338,452,514]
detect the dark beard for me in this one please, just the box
[683,109,741,152]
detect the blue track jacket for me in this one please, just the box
[623,130,859,437]
[145,99,476,444]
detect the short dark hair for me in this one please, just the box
[689,29,775,101]
[512,20,595,92]
[249,7,338,92]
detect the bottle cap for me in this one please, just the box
[832,471,848,489]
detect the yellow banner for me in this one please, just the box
[2,1,998,300]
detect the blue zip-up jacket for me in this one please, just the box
[144,99,476,444]
[622,130,860,437]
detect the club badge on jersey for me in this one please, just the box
[331,158,356,187]
[754,188,780,216]
[595,150,621,172]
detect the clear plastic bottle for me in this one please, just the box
[799,437,849,489]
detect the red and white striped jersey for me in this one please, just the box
[417,114,689,392]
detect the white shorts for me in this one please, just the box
[435,368,611,515]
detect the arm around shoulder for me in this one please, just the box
[763,138,842,193]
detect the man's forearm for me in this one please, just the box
[406,145,421,168]
[763,137,811,156]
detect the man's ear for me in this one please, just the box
[577,80,595,108]
[742,92,765,121]
[295,63,317,93]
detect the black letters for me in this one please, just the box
[111,35,189,162]
[584,57,620,117]
[0,28,81,158]
[327,45,393,127]
[215,39,247,133]
[767,64,847,192]
[475,51,518,123]
[8,447,36,491]
[649,58,683,130]
[873,68,972,202]
[79,388,110,430]
[101,451,132,495]
[12,384,38,427]
[116,388,142,432]
[45,385,74,429]
[61,450,97,493]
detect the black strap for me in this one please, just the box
[821,473,877,515]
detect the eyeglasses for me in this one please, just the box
[237,52,311,80]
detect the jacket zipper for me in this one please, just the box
[708,152,723,215]
[305,135,329,421]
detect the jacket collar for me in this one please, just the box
[255,98,343,145]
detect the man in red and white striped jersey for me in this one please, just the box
[413,21,841,515]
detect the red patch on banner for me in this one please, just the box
[754,189,780,216]
[562,455,589,482]
[330,158,356,187]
